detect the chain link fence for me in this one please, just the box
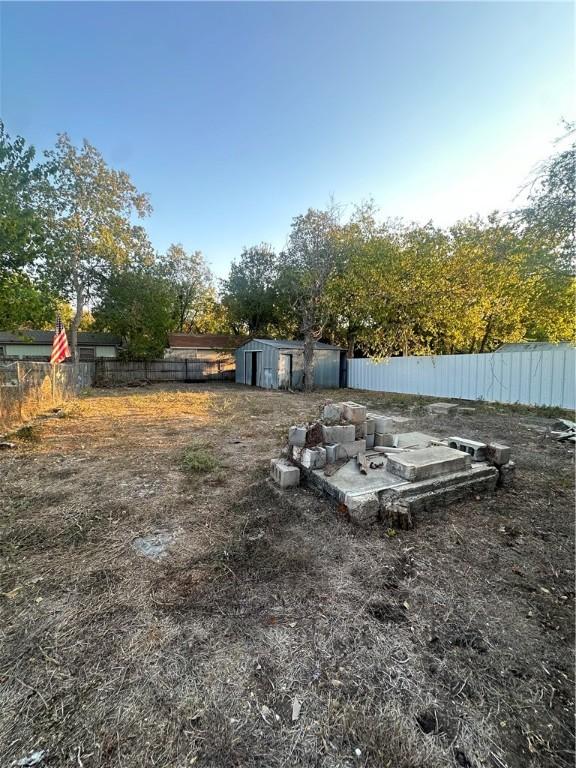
[0,361,94,432]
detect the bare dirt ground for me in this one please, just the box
[1,384,574,768]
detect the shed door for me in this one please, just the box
[278,353,293,389]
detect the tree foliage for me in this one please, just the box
[42,134,152,356]
[221,244,281,335]
[158,244,213,333]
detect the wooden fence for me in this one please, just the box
[94,358,235,386]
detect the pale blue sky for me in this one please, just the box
[1,1,573,277]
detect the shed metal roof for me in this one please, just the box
[240,338,343,351]
[168,333,247,349]
[0,330,122,346]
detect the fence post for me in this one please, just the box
[185,359,189,382]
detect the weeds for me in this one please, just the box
[181,442,219,474]
[15,425,40,442]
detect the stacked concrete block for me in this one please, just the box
[270,459,300,488]
[373,416,394,433]
[374,432,394,447]
[365,419,376,435]
[447,436,487,461]
[288,426,307,447]
[366,433,375,449]
[322,402,343,423]
[303,446,326,469]
[322,424,356,444]
[341,402,367,424]
[325,439,367,462]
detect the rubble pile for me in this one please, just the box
[271,400,515,528]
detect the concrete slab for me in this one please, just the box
[387,445,471,481]
[392,431,438,448]
[309,460,409,503]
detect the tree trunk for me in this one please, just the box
[303,329,315,392]
[479,317,493,353]
[347,331,355,359]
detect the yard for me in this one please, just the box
[1,384,574,768]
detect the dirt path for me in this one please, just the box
[1,385,574,768]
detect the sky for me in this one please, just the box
[1,1,574,278]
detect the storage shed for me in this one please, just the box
[235,339,344,389]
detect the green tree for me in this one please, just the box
[221,244,281,335]
[159,244,213,332]
[281,206,348,390]
[0,121,54,275]
[43,134,151,358]
[94,269,173,359]
[517,122,575,273]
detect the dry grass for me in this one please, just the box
[0,383,574,768]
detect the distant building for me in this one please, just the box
[0,330,121,361]
[235,338,344,389]
[165,334,246,370]
[495,342,575,353]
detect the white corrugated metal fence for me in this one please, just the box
[347,348,575,409]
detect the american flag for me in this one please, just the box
[50,315,71,365]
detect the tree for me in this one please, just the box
[0,273,58,331]
[159,244,213,333]
[517,122,575,273]
[43,134,151,358]
[0,121,54,275]
[221,244,281,335]
[281,207,348,390]
[94,268,173,359]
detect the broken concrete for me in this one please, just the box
[386,446,472,481]
[273,401,511,528]
[427,402,458,416]
[344,491,380,527]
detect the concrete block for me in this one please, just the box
[374,432,394,447]
[458,407,476,415]
[486,443,512,466]
[427,402,458,416]
[447,436,487,461]
[325,440,367,461]
[289,426,307,447]
[300,446,326,469]
[365,419,376,435]
[344,492,379,527]
[386,446,471,482]
[341,402,367,424]
[322,402,343,423]
[374,416,394,433]
[322,424,355,444]
[270,459,300,488]
[365,433,375,449]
